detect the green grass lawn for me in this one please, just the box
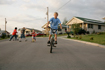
[0,37,9,40]
[69,34,105,45]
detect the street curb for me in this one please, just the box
[60,37,105,49]
[0,39,9,42]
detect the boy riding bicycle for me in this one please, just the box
[47,12,62,44]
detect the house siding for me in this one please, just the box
[57,28,66,34]
[87,24,105,34]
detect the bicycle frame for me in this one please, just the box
[50,29,57,53]
[52,33,55,39]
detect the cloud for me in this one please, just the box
[0,0,16,5]
[54,0,105,21]
[21,0,64,12]
[22,0,30,2]
[0,14,46,33]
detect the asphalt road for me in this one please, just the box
[0,37,105,70]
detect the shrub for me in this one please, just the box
[1,33,6,39]
[79,36,82,39]
[86,31,90,34]
[90,37,94,40]
[78,29,86,35]
[97,32,105,35]
[97,32,100,35]
[76,36,78,39]
[7,35,10,38]
[67,35,71,38]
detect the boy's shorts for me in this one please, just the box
[32,36,36,39]
[50,29,57,35]
[20,34,25,38]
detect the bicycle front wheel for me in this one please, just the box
[50,38,54,53]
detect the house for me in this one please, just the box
[0,29,10,35]
[42,23,50,34]
[18,28,42,35]
[42,23,67,34]
[66,17,105,34]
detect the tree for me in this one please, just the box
[62,18,68,25]
[71,23,81,37]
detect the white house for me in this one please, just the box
[0,28,10,35]
[66,17,105,34]
[18,28,42,35]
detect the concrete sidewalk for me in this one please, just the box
[60,37,105,49]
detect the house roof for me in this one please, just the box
[18,28,42,32]
[75,16,105,25]
[0,30,10,34]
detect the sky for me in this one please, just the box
[0,0,105,33]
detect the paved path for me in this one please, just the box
[0,37,105,70]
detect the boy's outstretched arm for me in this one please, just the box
[59,24,62,29]
[46,21,50,27]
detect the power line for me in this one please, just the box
[49,0,71,16]
[56,0,71,11]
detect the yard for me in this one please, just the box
[70,34,105,45]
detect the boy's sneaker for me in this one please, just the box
[47,41,50,44]
[55,41,57,44]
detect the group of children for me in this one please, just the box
[9,12,62,44]
[9,27,37,42]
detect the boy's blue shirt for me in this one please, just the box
[49,17,61,29]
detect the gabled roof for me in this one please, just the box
[0,30,10,34]
[18,28,42,32]
[75,16,105,25]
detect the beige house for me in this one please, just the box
[18,28,42,35]
[42,23,50,34]
[42,23,67,34]
[66,17,105,34]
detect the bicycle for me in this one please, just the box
[48,28,57,53]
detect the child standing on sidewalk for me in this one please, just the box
[31,30,37,42]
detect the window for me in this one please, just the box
[26,31,29,33]
[88,24,93,29]
[98,25,101,29]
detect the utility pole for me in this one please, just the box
[46,7,49,22]
[46,7,49,35]
[5,18,7,33]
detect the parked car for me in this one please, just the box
[37,33,46,36]
[26,34,32,37]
